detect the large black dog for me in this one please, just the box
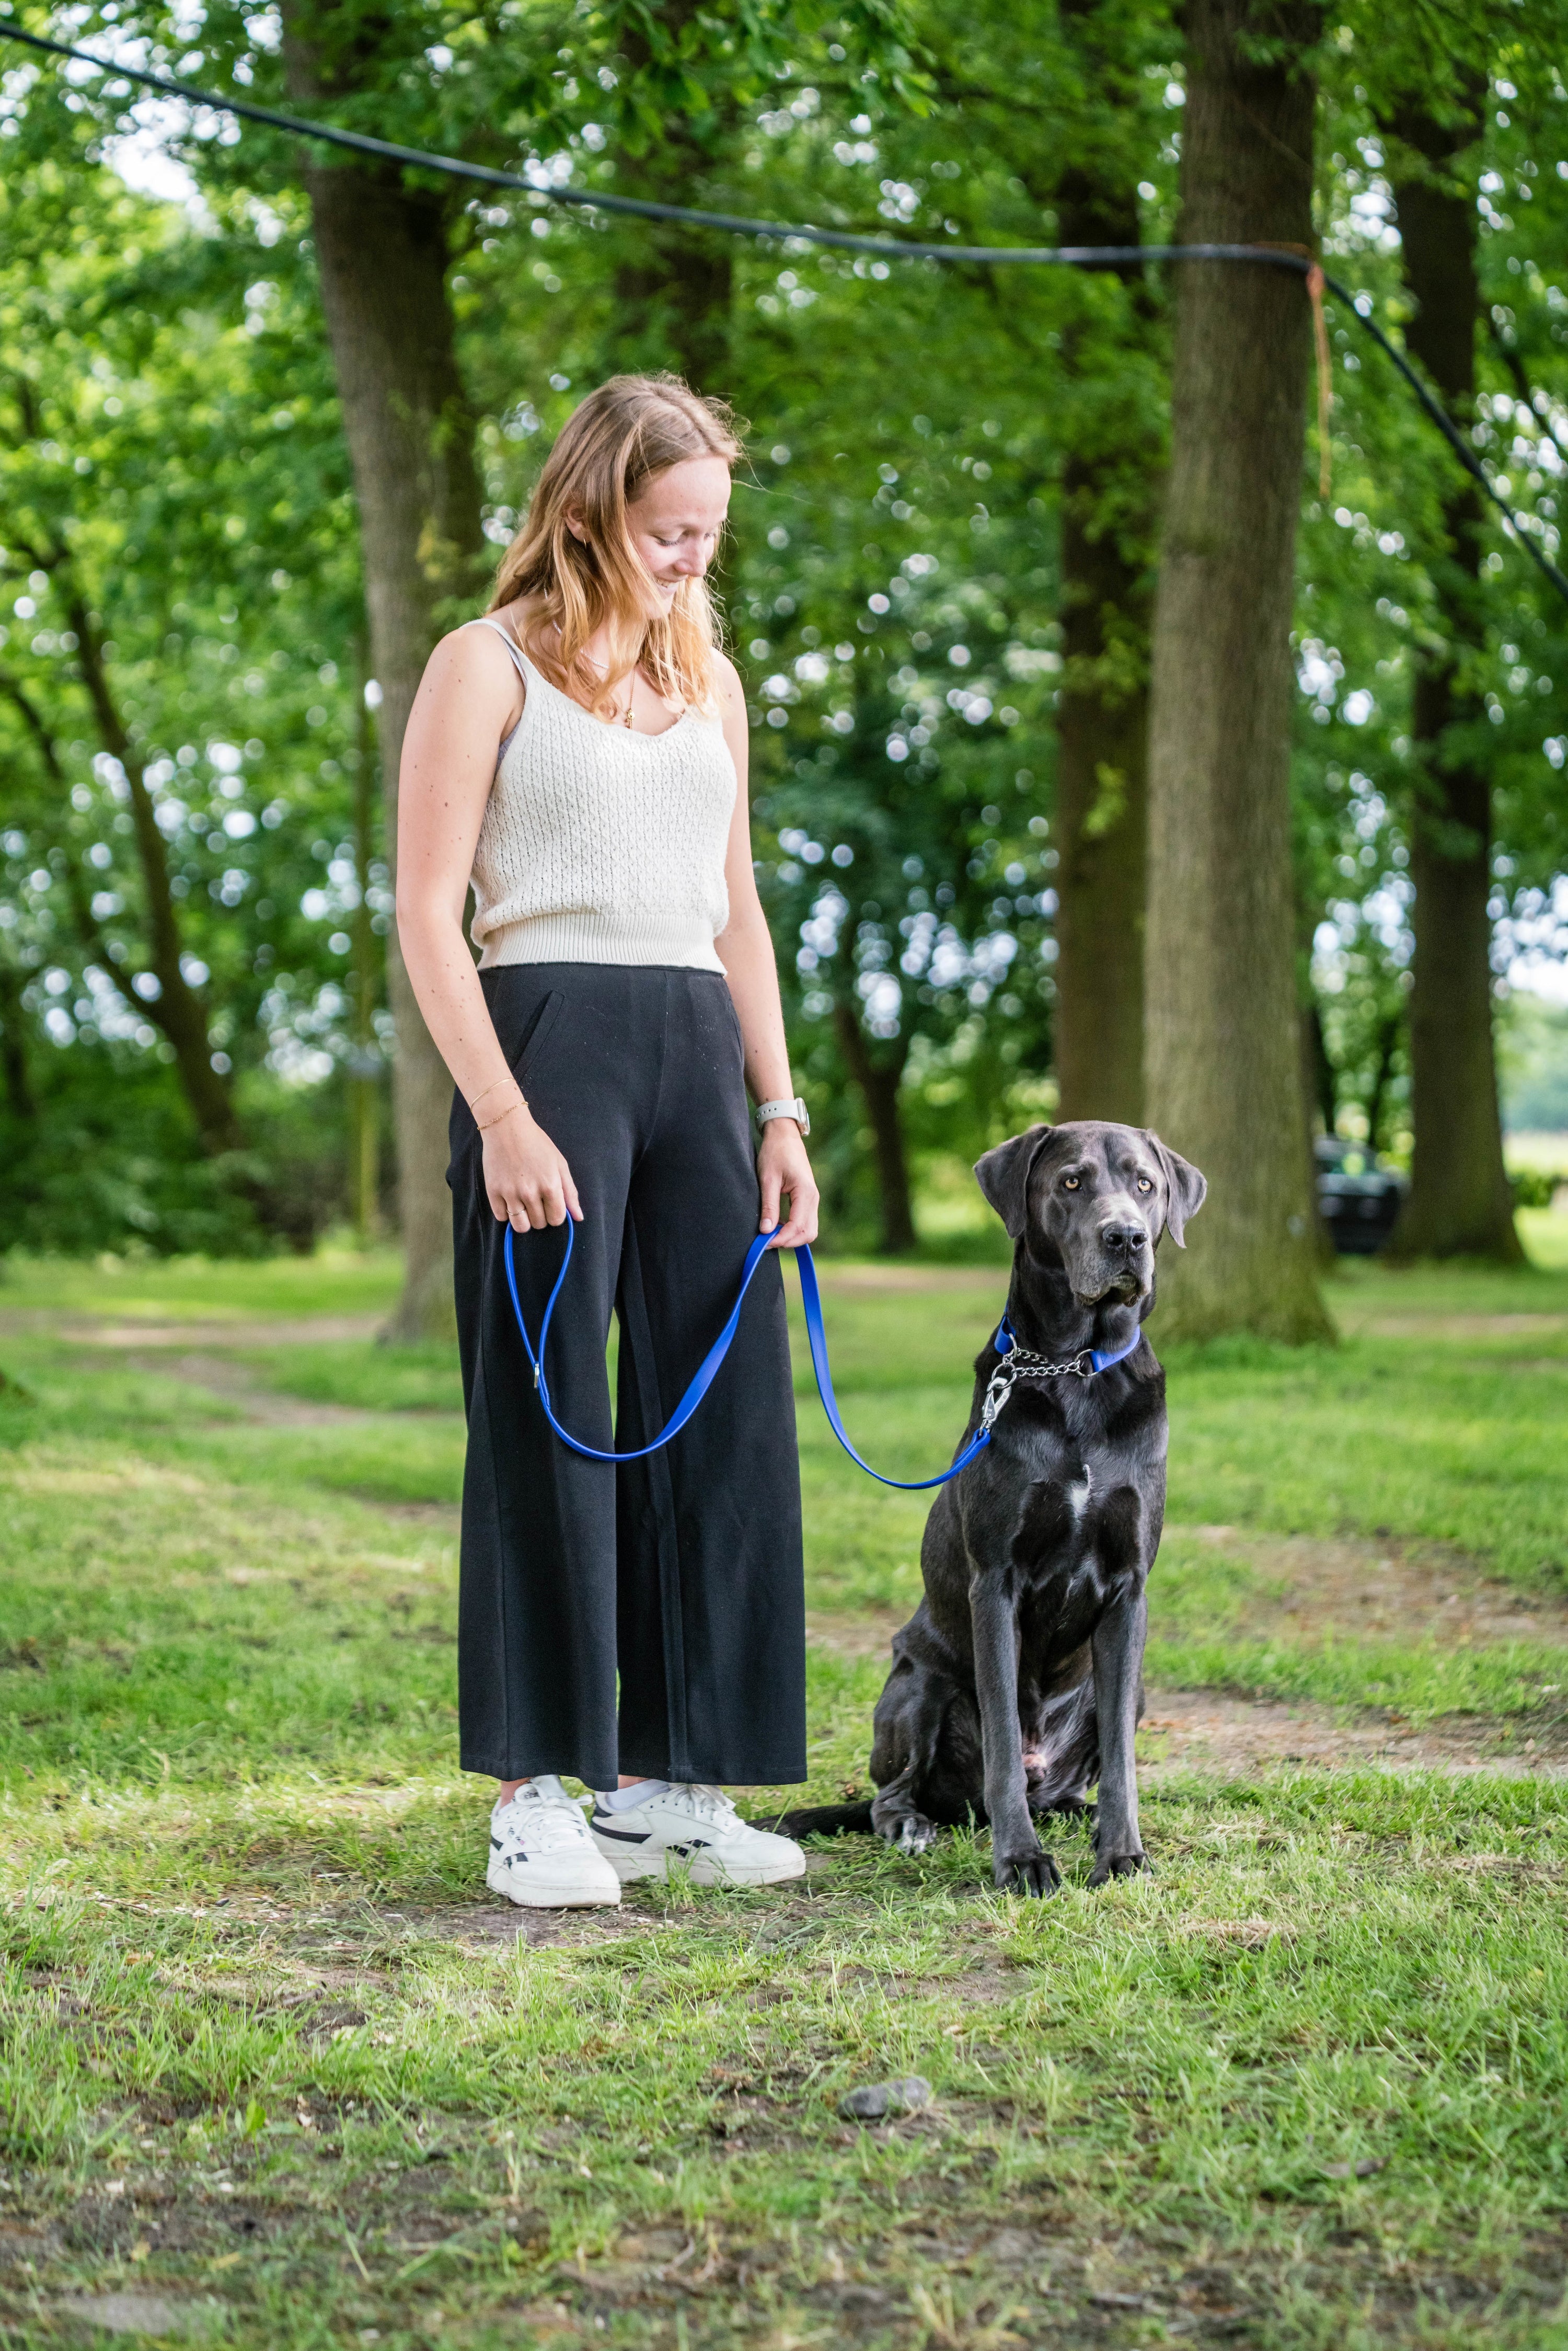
[785,1120,1205,1896]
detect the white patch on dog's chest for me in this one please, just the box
[1064,1466,1094,1517]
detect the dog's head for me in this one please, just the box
[974,1121,1207,1311]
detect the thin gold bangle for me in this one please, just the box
[477,1096,527,1134]
[468,1073,516,1115]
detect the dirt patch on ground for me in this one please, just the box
[1137,1692,1568,1777]
[1171,1522,1568,1646]
[0,1311,384,1347]
[806,1524,1568,1779]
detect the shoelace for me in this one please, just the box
[660,1783,737,1829]
[497,1791,592,1855]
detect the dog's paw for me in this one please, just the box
[877,1810,937,1859]
[1087,1848,1150,1887]
[994,1844,1062,1898]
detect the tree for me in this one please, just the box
[1142,0,1333,1341]
[1382,84,1521,1259]
[275,3,491,1334]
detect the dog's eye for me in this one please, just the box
[1137,1177,1153,1193]
[1063,1176,1080,1191]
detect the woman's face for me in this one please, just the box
[622,455,732,610]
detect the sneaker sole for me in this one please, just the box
[486,1856,621,1909]
[593,1844,805,1888]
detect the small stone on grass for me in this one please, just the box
[837,2075,933,2122]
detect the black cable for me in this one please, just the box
[3,17,1565,609]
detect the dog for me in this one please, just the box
[781,1120,1205,1895]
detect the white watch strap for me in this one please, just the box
[755,1097,809,1136]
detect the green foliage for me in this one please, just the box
[1,0,1565,1262]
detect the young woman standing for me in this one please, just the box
[397,375,817,1908]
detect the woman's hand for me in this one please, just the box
[482,1106,583,1230]
[757,1120,820,1249]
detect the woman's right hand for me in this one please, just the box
[482,1105,583,1230]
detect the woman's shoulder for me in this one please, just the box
[709,646,745,712]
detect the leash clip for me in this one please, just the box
[981,1363,1016,1431]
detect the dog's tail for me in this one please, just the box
[752,1799,875,1839]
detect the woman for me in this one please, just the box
[397,374,817,1909]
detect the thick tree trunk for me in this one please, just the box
[283,7,488,1336]
[1054,490,1150,1126]
[1142,0,1332,1341]
[1385,98,1520,1262]
[833,1003,916,1254]
[1052,165,1152,1125]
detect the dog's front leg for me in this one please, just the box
[970,1576,1060,1897]
[1088,1586,1150,1885]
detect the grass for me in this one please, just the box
[3,1223,1568,2347]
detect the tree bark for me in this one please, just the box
[7,638,243,1156]
[0,959,34,1121]
[1052,167,1153,1126]
[1142,0,1332,1341]
[282,5,489,1336]
[1385,95,1520,1261]
[833,1001,916,1254]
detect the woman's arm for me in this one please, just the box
[713,657,820,1248]
[395,626,582,1230]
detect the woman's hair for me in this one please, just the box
[487,372,744,717]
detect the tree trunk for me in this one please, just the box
[1385,96,1520,1262]
[606,2,733,390]
[1052,164,1152,1125]
[833,1002,916,1254]
[1142,0,1332,1342]
[18,622,245,1157]
[612,205,733,393]
[282,5,488,1337]
[0,960,34,1121]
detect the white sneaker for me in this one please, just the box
[589,1784,805,1887]
[487,1777,622,1909]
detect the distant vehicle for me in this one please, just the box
[1315,1137,1406,1255]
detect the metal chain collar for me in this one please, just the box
[981,1343,1095,1431]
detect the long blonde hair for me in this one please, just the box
[488,373,744,718]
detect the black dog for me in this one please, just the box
[783,1121,1205,1895]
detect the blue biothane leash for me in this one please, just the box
[502,1219,1143,1492]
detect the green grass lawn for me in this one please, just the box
[3,1226,1568,2347]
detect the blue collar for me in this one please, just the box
[994,1312,1143,1377]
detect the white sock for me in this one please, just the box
[597,1780,670,1813]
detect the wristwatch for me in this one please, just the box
[754,1096,811,1138]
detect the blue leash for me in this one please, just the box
[502,1219,1142,1491]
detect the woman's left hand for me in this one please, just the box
[757,1120,820,1248]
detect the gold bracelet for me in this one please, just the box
[477,1095,527,1134]
[468,1073,516,1115]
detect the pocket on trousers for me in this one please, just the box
[508,988,566,1088]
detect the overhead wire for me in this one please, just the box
[2,17,1565,608]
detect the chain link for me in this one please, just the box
[980,1344,1094,1431]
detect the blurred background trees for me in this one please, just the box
[1,0,1564,1315]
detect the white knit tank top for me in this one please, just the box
[464,618,736,972]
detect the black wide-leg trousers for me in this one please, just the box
[450,964,806,1791]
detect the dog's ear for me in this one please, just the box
[974,1126,1054,1241]
[1143,1132,1207,1247]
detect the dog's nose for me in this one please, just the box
[1099,1220,1147,1255]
